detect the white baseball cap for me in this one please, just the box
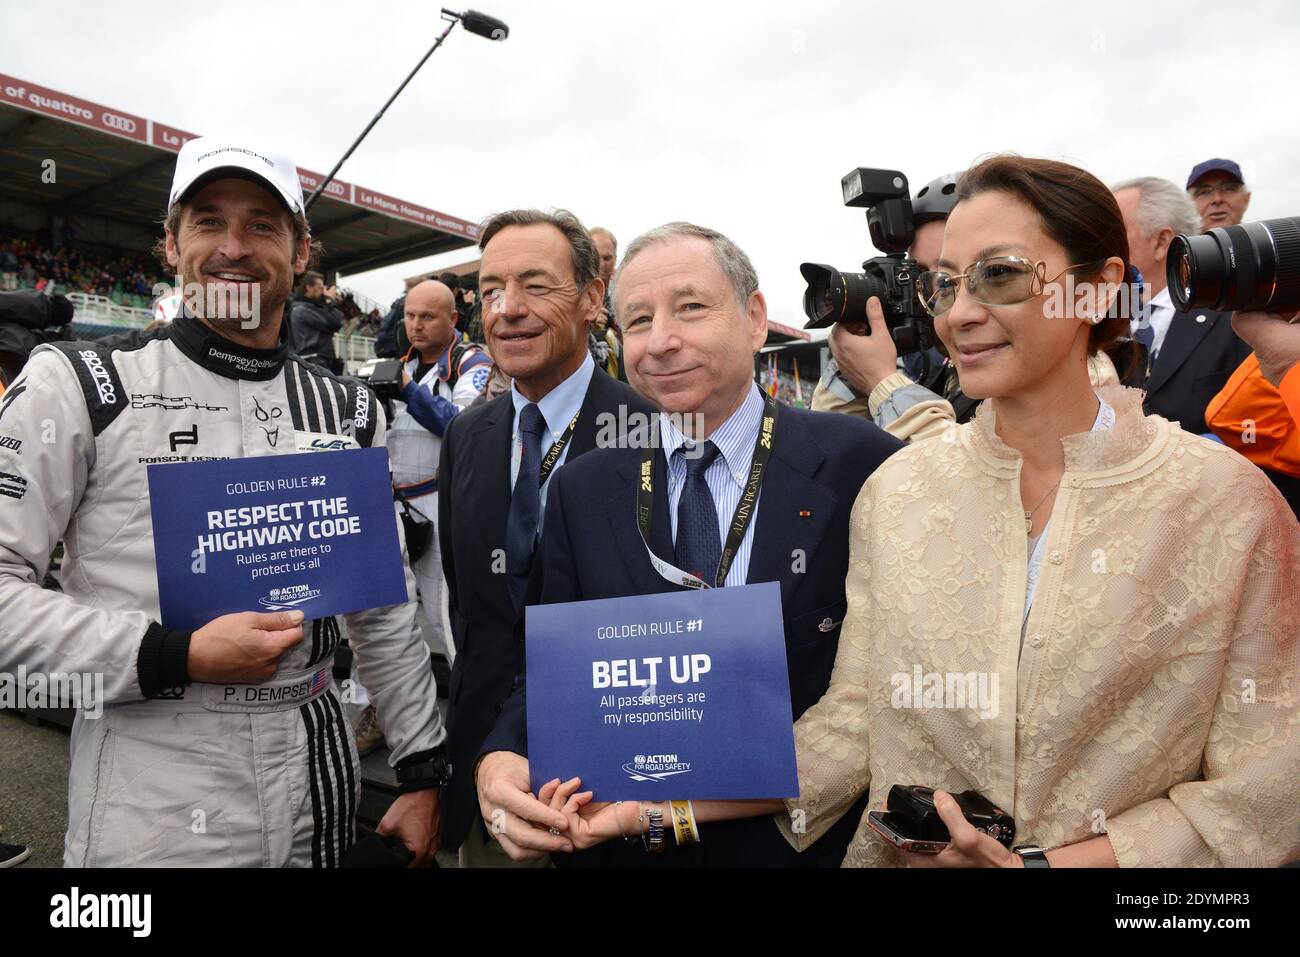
[168,137,305,214]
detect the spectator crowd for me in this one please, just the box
[0,230,166,307]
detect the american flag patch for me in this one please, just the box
[309,669,329,695]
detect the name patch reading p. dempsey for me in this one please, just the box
[147,447,406,630]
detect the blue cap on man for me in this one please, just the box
[1186,158,1244,190]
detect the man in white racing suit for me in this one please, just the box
[0,137,449,867]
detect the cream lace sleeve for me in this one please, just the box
[1106,474,1300,867]
[775,480,877,850]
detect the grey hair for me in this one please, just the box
[1111,176,1200,238]
[477,208,599,291]
[612,222,759,324]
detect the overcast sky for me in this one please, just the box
[3,0,1297,325]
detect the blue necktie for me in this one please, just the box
[506,403,547,608]
[1132,271,1156,369]
[673,441,722,586]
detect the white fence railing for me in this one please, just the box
[65,292,153,328]
[336,335,377,365]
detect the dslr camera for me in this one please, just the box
[353,357,405,403]
[800,168,936,355]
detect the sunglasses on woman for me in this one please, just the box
[916,256,1099,318]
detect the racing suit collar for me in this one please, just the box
[169,308,289,381]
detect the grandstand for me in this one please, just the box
[0,72,479,361]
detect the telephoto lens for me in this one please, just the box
[1167,216,1300,312]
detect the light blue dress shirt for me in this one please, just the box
[659,382,766,588]
[509,352,595,525]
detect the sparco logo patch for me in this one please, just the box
[354,385,370,432]
[77,351,117,405]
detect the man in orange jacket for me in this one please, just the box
[1207,310,1300,510]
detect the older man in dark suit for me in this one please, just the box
[1113,177,1300,512]
[437,209,652,866]
[1113,177,1252,436]
[475,222,902,866]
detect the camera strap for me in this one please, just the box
[537,411,580,487]
[635,396,778,589]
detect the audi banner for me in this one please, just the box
[0,73,147,143]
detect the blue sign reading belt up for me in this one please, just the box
[526,582,799,800]
[147,447,407,630]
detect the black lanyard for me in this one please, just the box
[536,411,580,487]
[636,396,778,589]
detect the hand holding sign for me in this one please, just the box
[187,609,305,683]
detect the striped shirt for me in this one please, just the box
[659,383,766,588]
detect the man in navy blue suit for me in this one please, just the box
[474,222,902,866]
[438,209,654,866]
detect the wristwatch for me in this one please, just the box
[393,745,453,793]
[1013,844,1050,868]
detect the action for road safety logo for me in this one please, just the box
[258,583,322,610]
[623,753,693,782]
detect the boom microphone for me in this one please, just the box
[452,9,510,40]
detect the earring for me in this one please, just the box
[1091,313,1104,324]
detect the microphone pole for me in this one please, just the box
[305,9,508,212]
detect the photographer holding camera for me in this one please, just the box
[348,278,488,754]
[289,270,345,372]
[387,280,490,663]
[811,172,971,440]
[544,156,1299,868]
[0,288,74,386]
[1187,204,1300,512]
[811,171,1125,442]
[353,279,491,753]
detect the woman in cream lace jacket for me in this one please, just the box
[791,156,1299,868]
[551,155,1299,867]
